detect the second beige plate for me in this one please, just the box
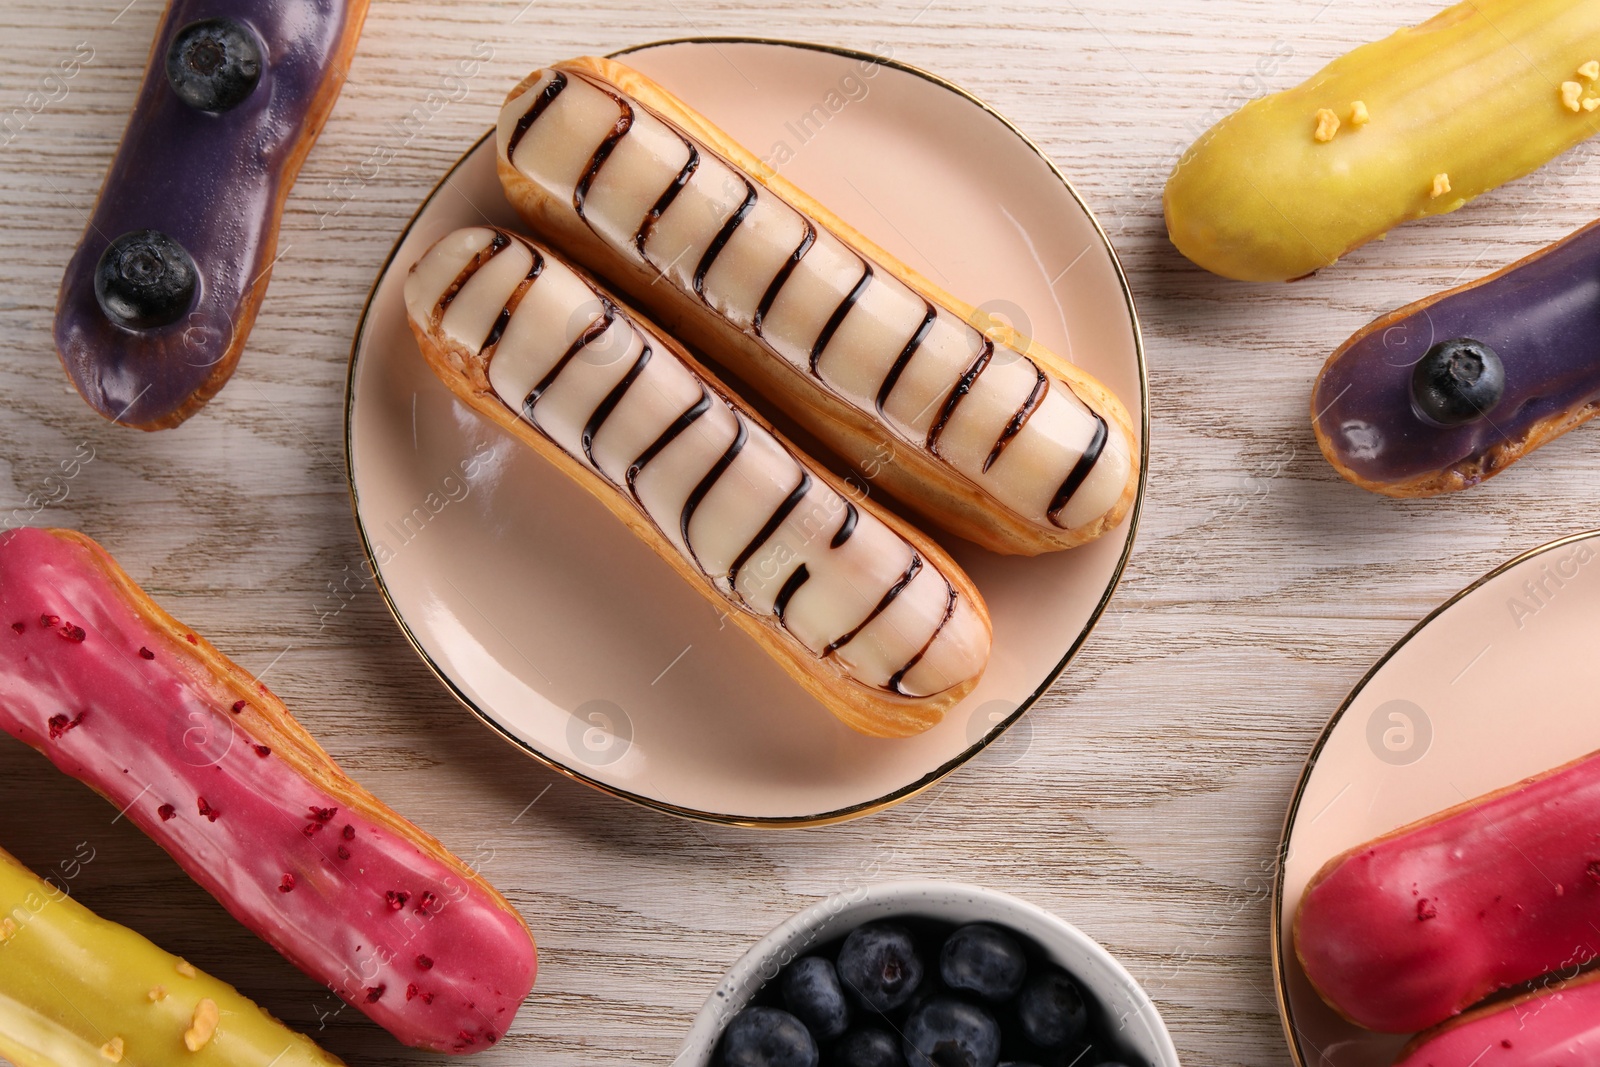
[1274,529,1600,1065]
[345,38,1147,825]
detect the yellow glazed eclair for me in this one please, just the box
[0,844,344,1067]
[404,226,992,738]
[494,57,1138,556]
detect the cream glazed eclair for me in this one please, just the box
[493,57,1138,556]
[403,226,991,737]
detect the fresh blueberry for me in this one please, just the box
[720,1007,818,1067]
[1410,338,1505,426]
[782,957,851,1041]
[1015,970,1089,1049]
[830,1027,905,1067]
[939,924,1027,1002]
[837,923,925,1012]
[94,230,197,330]
[902,998,1001,1067]
[166,17,263,112]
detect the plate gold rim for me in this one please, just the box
[340,35,1150,829]
[1270,527,1600,1065]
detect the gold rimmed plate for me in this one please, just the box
[343,38,1147,826]
[1273,529,1600,1065]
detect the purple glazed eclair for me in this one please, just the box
[53,0,368,430]
[0,528,536,1052]
[1312,219,1600,497]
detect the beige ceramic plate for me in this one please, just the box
[1273,529,1600,1066]
[344,38,1147,826]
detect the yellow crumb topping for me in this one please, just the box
[175,960,196,978]
[1313,108,1340,142]
[183,998,219,1052]
[1587,98,1600,112]
[148,986,167,1002]
[1563,81,1584,112]
[1430,173,1451,198]
[1580,60,1600,80]
[99,1038,124,1063]
[1349,100,1369,126]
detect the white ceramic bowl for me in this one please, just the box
[676,880,1180,1066]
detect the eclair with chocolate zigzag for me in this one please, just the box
[494,56,1138,556]
[404,226,992,738]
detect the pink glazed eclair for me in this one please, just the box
[1394,970,1600,1067]
[1295,749,1600,1034]
[0,528,535,1053]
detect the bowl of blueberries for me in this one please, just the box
[677,880,1178,1067]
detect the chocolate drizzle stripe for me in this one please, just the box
[581,346,652,470]
[824,554,922,656]
[754,221,816,334]
[504,72,568,162]
[876,302,937,416]
[433,232,510,328]
[985,364,1048,472]
[772,564,810,620]
[479,254,546,356]
[830,501,858,549]
[927,338,994,453]
[727,472,812,588]
[572,86,634,218]
[887,583,959,695]
[1047,413,1108,527]
[626,388,711,496]
[811,262,874,374]
[693,179,758,298]
[680,417,749,571]
[636,139,699,254]
[523,300,616,416]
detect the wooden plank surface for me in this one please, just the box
[2,0,1598,1063]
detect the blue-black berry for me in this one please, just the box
[902,998,1001,1067]
[94,230,197,330]
[837,923,924,1013]
[939,924,1027,1002]
[720,1006,818,1067]
[166,18,263,112]
[781,957,851,1041]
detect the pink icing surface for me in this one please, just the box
[1396,976,1600,1067]
[0,528,535,1052]
[1296,752,1600,1034]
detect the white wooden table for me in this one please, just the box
[3,1,1597,1063]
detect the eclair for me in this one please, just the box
[493,57,1138,556]
[1313,218,1600,496]
[0,843,345,1067]
[403,226,992,738]
[0,528,536,1053]
[1393,970,1600,1067]
[54,0,369,429]
[1295,748,1600,1034]
[1165,0,1600,283]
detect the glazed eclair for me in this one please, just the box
[0,844,346,1067]
[0,528,536,1054]
[1295,748,1600,1034]
[404,226,991,737]
[493,57,1139,556]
